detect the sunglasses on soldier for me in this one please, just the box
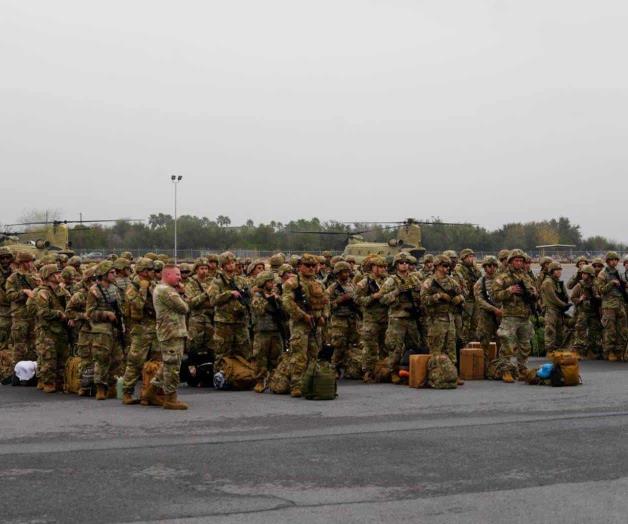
[303,263,317,268]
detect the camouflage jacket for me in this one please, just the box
[34,284,70,336]
[153,283,189,341]
[540,276,570,312]
[251,290,283,332]
[5,270,38,320]
[492,268,537,318]
[282,274,328,322]
[420,275,464,317]
[114,276,131,309]
[125,276,156,327]
[355,274,388,323]
[454,263,482,300]
[571,281,601,315]
[86,283,122,335]
[566,272,581,290]
[415,268,433,282]
[0,267,11,319]
[65,285,91,333]
[208,271,249,324]
[379,273,422,319]
[595,267,626,309]
[473,275,501,315]
[327,279,358,318]
[185,275,213,321]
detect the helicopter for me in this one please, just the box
[291,218,475,263]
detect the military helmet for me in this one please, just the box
[61,266,78,280]
[333,261,351,275]
[119,251,134,261]
[322,250,333,258]
[95,260,114,277]
[539,256,552,267]
[289,254,300,268]
[317,255,327,265]
[592,257,604,267]
[68,255,82,267]
[193,257,209,272]
[422,254,434,264]
[255,270,276,287]
[153,260,165,272]
[580,265,596,276]
[507,249,526,262]
[82,266,97,281]
[40,254,57,265]
[206,254,219,264]
[143,252,159,261]
[459,248,474,260]
[606,251,620,261]
[300,253,318,266]
[330,255,344,266]
[40,264,61,280]
[369,255,387,267]
[16,251,35,264]
[345,255,357,264]
[393,252,412,265]
[251,258,266,270]
[407,255,417,265]
[481,256,498,267]
[0,247,14,260]
[623,255,628,265]
[58,254,69,263]
[548,262,562,272]
[219,251,236,266]
[269,254,284,268]
[113,258,130,271]
[434,255,451,267]
[135,257,155,273]
[278,263,294,278]
[497,249,510,261]
[108,253,118,261]
[575,255,589,266]
[179,262,192,274]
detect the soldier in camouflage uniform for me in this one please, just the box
[61,266,81,296]
[86,261,125,400]
[491,249,538,381]
[5,251,38,365]
[269,254,285,276]
[68,255,83,275]
[355,256,389,382]
[143,264,190,410]
[567,256,590,290]
[455,248,482,345]
[0,248,14,352]
[251,271,285,393]
[571,265,602,359]
[327,261,360,376]
[497,249,510,273]
[379,253,422,380]
[33,264,70,393]
[282,254,328,397]
[65,267,97,395]
[536,257,553,295]
[185,258,215,365]
[540,262,570,354]
[595,251,627,361]
[120,258,158,404]
[421,255,465,380]
[416,254,434,282]
[208,252,252,371]
[473,256,502,373]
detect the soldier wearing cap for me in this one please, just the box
[0,248,14,352]
[540,262,570,354]
[571,265,602,360]
[281,254,329,397]
[379,252,422,381]
[5,252,38,365]
[65,266,97,395]
[120,258,158,404]
[473,256,502,374]
[595,252,627,361]
[491,249,538,381]
[185,258,216,369]
[33,264,71,393]
[326,261,360,376]
[455,248,482,345]
[251,271,285,393]
[208,251,252,372]
[355,255,389,382]
[86,261,125,400]
[421,255,465,383]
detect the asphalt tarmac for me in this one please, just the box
[1,358,627,524]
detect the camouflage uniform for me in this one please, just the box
[595,254,627,360]
[571,267,602,359]
[5,267,38,364]
[185,273,215,362]
[282,261,328,395]
[86,282,124,390]
[65,281,93,388]
[33,270,70,389]
[420,268,464,363]
[0,252,13,351]
[150,282,189,394]
[539,265,570,353]
[379,259,422,370]
[355,271,388,378]
[473,266,501,371]
[454,250,482,345]
[121,274,158,395]
[208,269,251,370]
[492,251,537,376]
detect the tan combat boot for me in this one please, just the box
[43,383,56,394]
[107,386,117,399]
[37,380,44,391]
[362,372,375,384]
[95,385,107,400]
[290,388,302,398]
[162,392,188,410]
[122,392,139,405]
[141,384,164,406]
[502,372,514,383]
[253,381,266,394]
[78,388,89,397]
[608,353,618,362]
[457,377,465,386]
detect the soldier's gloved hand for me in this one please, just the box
[439,293,451,303]
[452,295,464,305]
[139,279,151,290]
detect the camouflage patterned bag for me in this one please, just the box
[269,354,291,395]
[0,350,13,384]
[427,355,458,389]
[302,361,337,400]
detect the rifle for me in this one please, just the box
[367,277,380,297]
[480,276,500,321]
[97,283,126,346]
[294,276,316,334]
[556,281,571,314]
[515,279,541,320]
[266,294,288,349]
[398,278,421,320]
[221,273,251,320]
[334,281,362,319]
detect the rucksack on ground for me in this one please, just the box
[301,360,337,400]
[427,355,458,389]
[141,360,163,397]
[218,355,256,390]
[0,350,13,384]
[549,351,581,387]
[64,356,82,394]
[269,354,291,394]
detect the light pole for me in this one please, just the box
[171,175,183,262]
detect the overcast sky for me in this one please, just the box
[1,0,626,241]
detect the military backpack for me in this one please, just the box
[427,355,458,389]
[302,361,337,400]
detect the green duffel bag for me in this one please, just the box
[302,361,337,400]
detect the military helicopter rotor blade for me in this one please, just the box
[5,218,145,227]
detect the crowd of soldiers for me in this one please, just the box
[0,245,626,409]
